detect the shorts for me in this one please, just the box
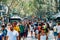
[34,29,36,32]
[31,31,33,33]
[54,32,58,36]
[20,33,24,37]
[24,31,28,37]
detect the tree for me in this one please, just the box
[1,0,57,18]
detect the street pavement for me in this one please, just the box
[21,32,38,40]
[21,31,56,40]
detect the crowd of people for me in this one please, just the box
[0,19,60,40]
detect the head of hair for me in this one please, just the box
[13,21,17,25]
[58,22,60,25]
[39,24,42,26]
[1,25,5,28]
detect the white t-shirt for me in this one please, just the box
[40,35,46,40]
[56,25,60,33]
[48,31,54,40]
[7,30,19,40]
[53,26,57,32]
[30,25,33,31]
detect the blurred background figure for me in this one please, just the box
[1,25,7,40]
[6,25,19,40]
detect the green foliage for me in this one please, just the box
[1,0,57,18]
[2,0,7,2]
[0,0,2,2]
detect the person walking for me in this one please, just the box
[40,29,48,40]
[56,23,60,40]
[1,25,7,40]
[19,22,24,40]
[6,25,19,40]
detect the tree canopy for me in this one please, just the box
[1,0,57,18]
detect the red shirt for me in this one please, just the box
[38,26,41,31]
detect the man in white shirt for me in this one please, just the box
[53,26,58,40]
[56,23,60,33]
[6,25,19,40]
[56,23,60,40]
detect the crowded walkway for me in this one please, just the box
[0,18,60,40]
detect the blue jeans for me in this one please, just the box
[0,35,2,40]
[58,38,60,40]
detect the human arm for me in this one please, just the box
[6,36,8,40]
[2,36,4,40]
[16,31,19,40]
